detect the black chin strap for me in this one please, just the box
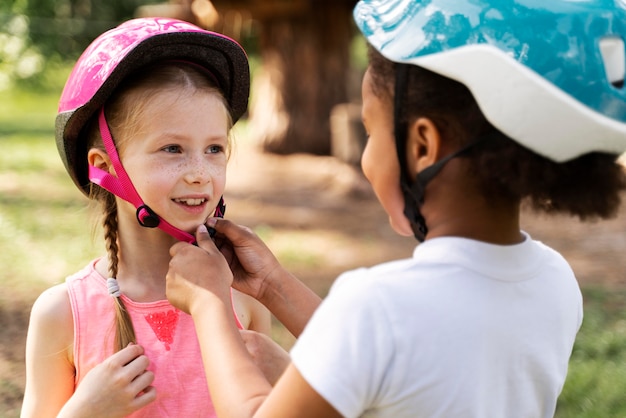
[401,140,486,241]
[394,63,431,241]
[394,65,419,238]
[393,64,492,242]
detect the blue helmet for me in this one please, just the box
[354,0,626,162]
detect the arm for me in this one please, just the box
[21,284,156,418]
[21,284,77,418]
[239,330,290,386]
[234,292,290,384]
[167,226,341,417]
[257,267,320,338]
[208,217,321,337]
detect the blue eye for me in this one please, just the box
[162,145,181,153]
[208,145,224,154]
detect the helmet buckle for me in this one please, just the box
[137,205,160,228]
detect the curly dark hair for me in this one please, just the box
[367,46,626,220]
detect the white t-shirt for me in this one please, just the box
[290,233,582,418]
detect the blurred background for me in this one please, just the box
[1,1,626,417]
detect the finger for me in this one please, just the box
[206,217,254,245]
[132,384,157,410]
[239,329,253,340]
[130,369,155,393]
[169,240,189,257]
[195,224,218,251]
[239,330,259,355]
[110,343,144,367]
[124,355,150,381]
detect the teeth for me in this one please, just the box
[174,198,206,206]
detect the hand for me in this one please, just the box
[207,218,322,337]
[167,224,234,314]
[239,330,291,386]
[206,217,284,301]
[58,344,156,418]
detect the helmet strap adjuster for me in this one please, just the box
[137,205,160,228]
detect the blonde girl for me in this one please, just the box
[22,17,269,418]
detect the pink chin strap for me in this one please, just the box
[88,107,224,244]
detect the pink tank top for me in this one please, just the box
[66,259,243,417]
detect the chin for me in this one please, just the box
[171,221,205,235]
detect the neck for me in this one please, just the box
[421,162,523,245]
[424,199,523,244]
[110,210,179,302]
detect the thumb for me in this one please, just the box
[195,224,215,250]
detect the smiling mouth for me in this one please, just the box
[173,198,207,206]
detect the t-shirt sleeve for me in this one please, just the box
[290,269,395,418]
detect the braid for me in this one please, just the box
[103,194,119,277]
[101,192,137,352]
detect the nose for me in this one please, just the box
[183,154,210,184]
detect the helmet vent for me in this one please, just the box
[599,36,625,89]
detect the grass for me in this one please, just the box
[0,86,59,133]
[0,87,101,303]
[555,287,626,417]
[2,84,626,417]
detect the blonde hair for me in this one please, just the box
[87,62,233,352]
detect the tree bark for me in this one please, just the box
[249,2,355,155]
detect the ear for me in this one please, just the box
[87,148,115,175]
[405,117,442,176]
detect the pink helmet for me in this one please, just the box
[56,17,250,194]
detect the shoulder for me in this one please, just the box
[22,283,77,417]
[291,266,403,417]
[29,283,74,341]
[31,283,73,324]
[27,283,75,364]
[231,288,271,334]
[300,264,408,344]
[328,255,422,302]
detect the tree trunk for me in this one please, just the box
[249,2,354,155]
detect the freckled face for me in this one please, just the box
[117,88,229,233]
[360,69,413,236]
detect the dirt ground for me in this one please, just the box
[2,141,626,416]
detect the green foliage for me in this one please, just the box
[253,224,323,268]
[0,81,62,129]
[0,0,156,89]
[24,0,152,60]
[13,56,74,92]
[350,32,368,71]
[555,287,626,417]
[0,86,101,300]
